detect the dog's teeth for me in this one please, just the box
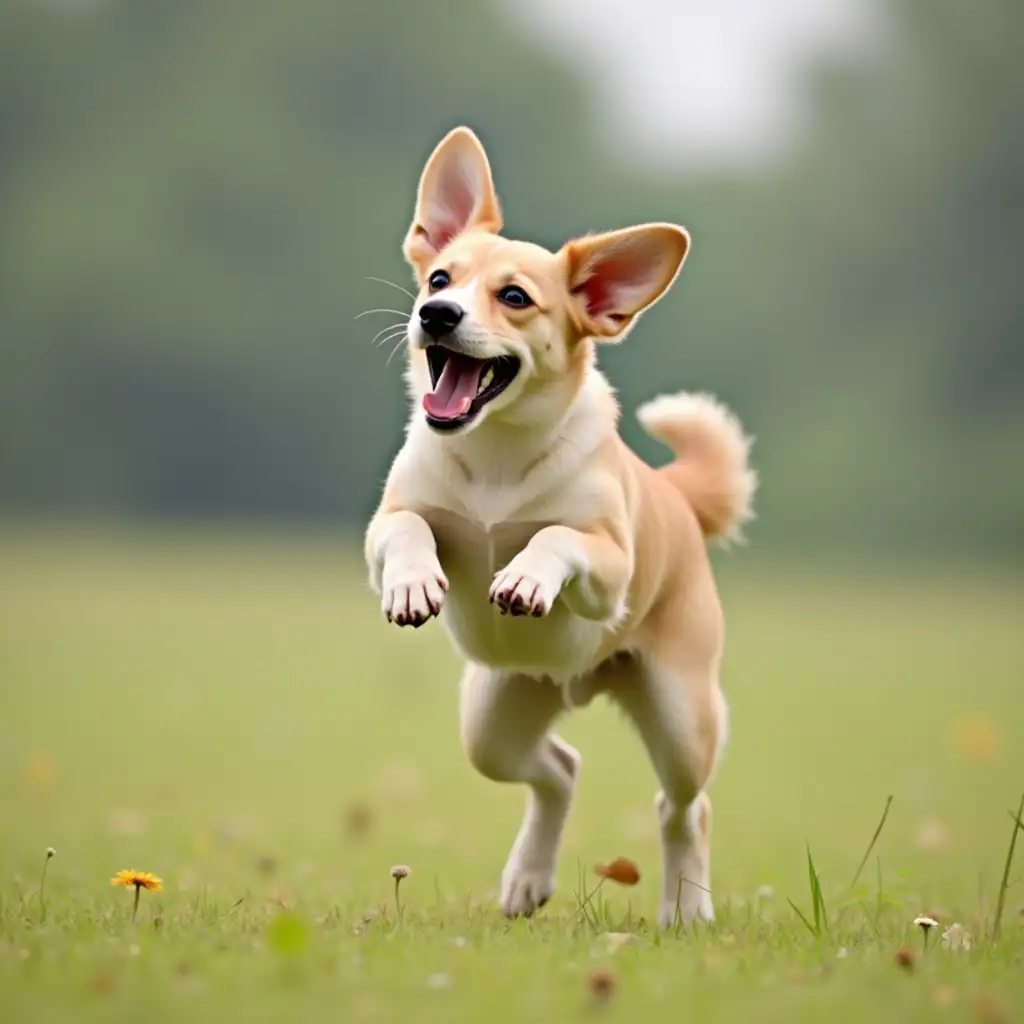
[478,367,494,394]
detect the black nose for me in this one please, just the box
[418,299,464,339]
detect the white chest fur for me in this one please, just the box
[429,509,607,678]
[390,370,619,679]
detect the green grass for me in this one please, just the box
[0,527,1022,1023]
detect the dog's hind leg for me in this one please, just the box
[605,651,727,928]
[459,664,578,918]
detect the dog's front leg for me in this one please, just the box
[365,508,448,627]
[489,524,631,623]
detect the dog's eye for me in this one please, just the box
[428,269,450,292]
[497,285,533,309]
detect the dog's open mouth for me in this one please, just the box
[422,346,520,430]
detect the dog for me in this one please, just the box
[364,126,756,927]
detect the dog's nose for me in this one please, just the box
[418,299,464,339]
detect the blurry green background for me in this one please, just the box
[1,0,1021,558]
[0,5,1022,1017]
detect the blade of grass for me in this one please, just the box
[807,845,828,935]
[848,795,894,890]
[835,795,893,929]
[991,790,1024,943]
[814,872,829,936]
[874,855,884,929]
[571,859,601,930]
[788,897,818,936]
[807,846,819,934]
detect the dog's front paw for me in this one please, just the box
[489,554,564,617]
[500,862,556,918]
[657,891,715,930]
[381,563,448,627]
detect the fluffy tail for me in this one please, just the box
[636,391,757,543]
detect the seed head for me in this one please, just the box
[894,948,915,972]
[587,967,616,1000]
[256,855,278,875]
[390,864,411,881]
[344,803,373,839]
[46,847,56,859]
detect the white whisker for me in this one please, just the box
[375,327,409,349]
[386,336,409,366]
[371,322,408,346]
[355,307,410,320]
[365,275,416,301]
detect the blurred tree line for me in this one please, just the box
[0,0,1020,558]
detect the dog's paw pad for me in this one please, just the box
[489,572,552,617]
[382,570,448,627]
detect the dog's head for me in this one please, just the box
[402,127,690,435]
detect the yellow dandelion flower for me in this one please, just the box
[111,870,163,892]
[25,754,57,791]
[111,870,163,922]
[952,714,1001,761]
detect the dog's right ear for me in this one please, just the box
[403,127,503,280]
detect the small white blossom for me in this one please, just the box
[603,932,634,953]
[913,915,939,931]
[940,923,972,951]
[915,818,950,851]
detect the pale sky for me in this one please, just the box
[503,0,886,171]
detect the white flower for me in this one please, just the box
[755,885,775,900]
[603,932,634,953]
[915,818,950,852]
[913,915,939,931]
[836,947,849,959]
[940,923,972,951]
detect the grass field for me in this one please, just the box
[0,527,1022,1023]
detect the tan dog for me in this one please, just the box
[364,126,756,927]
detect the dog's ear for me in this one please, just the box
[561,224,689,341]
[403,127,503,278]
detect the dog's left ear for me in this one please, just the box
[403,126,503,279]
[562,223,689,341]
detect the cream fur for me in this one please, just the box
[365,126,757,926]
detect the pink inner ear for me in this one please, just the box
[574,255,639,318]
[427,168,476,252]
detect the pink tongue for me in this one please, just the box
[423,354,485,420]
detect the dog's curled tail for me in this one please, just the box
[637,391,757,544]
